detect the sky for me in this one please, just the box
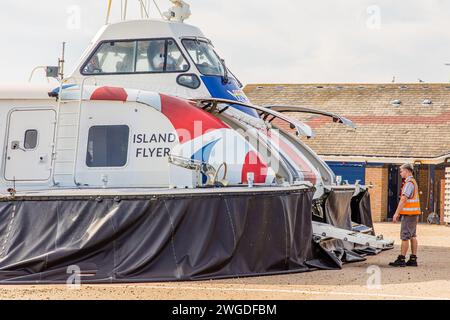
[1,0,450,85]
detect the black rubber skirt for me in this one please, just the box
[0,188,339,284]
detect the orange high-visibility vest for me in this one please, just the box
[400,177,421,216]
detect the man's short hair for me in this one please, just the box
[400,163,414,173]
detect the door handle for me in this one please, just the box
[39,154,48,163]
[11,141,26,151]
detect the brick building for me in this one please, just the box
[244,83,450,222]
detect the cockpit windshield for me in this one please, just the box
[81,38,189,75]
[182,39,225,77]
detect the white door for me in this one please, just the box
[5,109,56,181]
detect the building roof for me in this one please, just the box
[244,83,450,163]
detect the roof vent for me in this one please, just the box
[422,99,432,105]
[390,99,401,106]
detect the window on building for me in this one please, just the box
[24,129,38,149]
[82,39,189,75]
[86,125,129,167]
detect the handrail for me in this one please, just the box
[180,36,212,44]
[190,97,315,138]
[28,66,51,83]
[262,105,356,129]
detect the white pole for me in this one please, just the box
[123,0,128,20]
[152,0,163,18]
[105,0,113,24]
[139,0,149,18]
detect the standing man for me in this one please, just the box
[389,163,421,267]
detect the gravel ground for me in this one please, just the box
[1,222,449,300]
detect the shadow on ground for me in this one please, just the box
[209,244,450,287]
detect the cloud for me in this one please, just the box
[0,0,449,84]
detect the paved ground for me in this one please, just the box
[1,222,449,300]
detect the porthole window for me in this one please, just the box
[24,129,38,149]
[86,125,129,167]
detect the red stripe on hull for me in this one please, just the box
[160,94,228,143]
[91,86,128,101]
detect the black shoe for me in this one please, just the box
[389,255,406,267]
[406,255,418,267]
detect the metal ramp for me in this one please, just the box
[312,221,394,250]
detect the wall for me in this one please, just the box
[417,166,429,219]
[416,165,445,222]
[367,164,444,223]
[436,167,445,224]
[365,165,389,222]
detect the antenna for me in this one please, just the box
[106,0,113,24]
[152,0,164,18]
[446,63,450,82]
[138,0,149,18]
[58,42,66,80]
[139,0,145,18]
[106,0,166,22]
[123,0,128,20]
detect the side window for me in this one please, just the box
[83,39,189,74]
[83,41,136,74]
[136,39,189,73]
[166,39,189,72]
[86,125,129,167]
[136,39,166,72]
[24,129,38,149]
